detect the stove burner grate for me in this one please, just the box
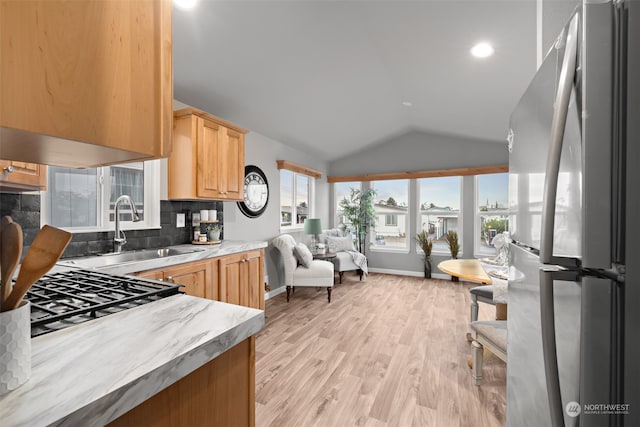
[26,269,182,337]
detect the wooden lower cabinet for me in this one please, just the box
[107,337,255,427]
[135,249,264,310]
[219,250,265,310]
[136,259,217,300]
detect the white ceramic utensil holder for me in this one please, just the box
[0,300,31,395]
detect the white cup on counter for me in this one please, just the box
[208,210,217,221]
[199,209,209,221]
[0,301,31,395]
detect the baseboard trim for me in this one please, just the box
[264,286,286,301]
[368,267,449,280]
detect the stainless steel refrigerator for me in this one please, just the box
[507,1,639,426]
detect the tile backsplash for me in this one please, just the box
[0,193,223,259]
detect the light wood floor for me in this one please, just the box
[255,273,506,427]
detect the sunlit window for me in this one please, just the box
[280,170,314,228]
[418,176,462,254]
[476,173,509,256]
[43,161,160,232]
[371,180,409,250]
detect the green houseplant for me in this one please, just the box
[205,223,223,241]
[445,230,460,282]
[415,229,433,278]
[338,188,377,258]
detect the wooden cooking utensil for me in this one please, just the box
[0,216,23,310]
[2,225,72,312]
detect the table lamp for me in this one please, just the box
[304,218,323,253]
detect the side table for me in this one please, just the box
[312,252,337,261]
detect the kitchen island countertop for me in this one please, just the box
[0,295,264,426]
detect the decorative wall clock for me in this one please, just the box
[237,165,269,218]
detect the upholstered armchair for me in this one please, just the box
[320,229,368,284]
[272,234,334,303]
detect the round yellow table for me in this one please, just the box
[437,259,491,284]
[437,258,507,320]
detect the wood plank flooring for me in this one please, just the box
[255,273,506,427]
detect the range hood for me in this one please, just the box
[0,127,163,169]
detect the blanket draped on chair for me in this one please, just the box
[345,250,368,275]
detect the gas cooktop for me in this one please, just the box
[26,269,182,337]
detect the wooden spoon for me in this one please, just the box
[2,225,72,312]
[0,216,23,310]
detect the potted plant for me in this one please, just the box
[338,188,377,257]
[415,229,433,278]
[205,223,223,241]
[445,230,460,281]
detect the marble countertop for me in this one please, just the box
[0,295,264,426]
[56,240,268,276]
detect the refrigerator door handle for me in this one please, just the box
[540,13,581,269]
[540,268,580,427]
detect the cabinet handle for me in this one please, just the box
[166,276,174,282]
[2,166,14,174]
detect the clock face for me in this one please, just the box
[237,165,269,218]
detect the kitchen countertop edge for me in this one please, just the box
[0,295,265,427]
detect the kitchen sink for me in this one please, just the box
[59,247,206,269]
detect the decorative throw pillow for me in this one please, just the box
[326,236,356,252]
[293,243,313,268]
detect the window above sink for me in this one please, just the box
[40,160,161,233]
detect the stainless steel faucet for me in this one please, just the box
[113,195,141,253]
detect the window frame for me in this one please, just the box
[333,181,362,230]
[474,173,509,257]
[279,169,315,231]
[416,176,463,256]
[369,179,410,254]
[41,160,161,233]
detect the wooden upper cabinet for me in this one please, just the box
[0,0,172,168]
[0,160,47,191]
[169,108,248,201]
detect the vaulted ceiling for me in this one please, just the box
[173,1,537,161]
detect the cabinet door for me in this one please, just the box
[0,160,47,190]
[244,251,264,310]
[0,0,172,167]
[219,253,244,306]
[163,260,214,299]
[219,250,264,309]
[219,128,245,200]
[197,118,223,199]
[135,259,218,300]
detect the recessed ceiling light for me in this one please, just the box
[471,42,495,58]
[402,101,413,107]
[174,0,198,10]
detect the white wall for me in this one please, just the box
[223,132,329,291]
[329,129,507,177]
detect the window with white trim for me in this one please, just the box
[476,173,509,256]
[43,160,160,232]
[418,176,461,254]
[371,179,409,250]
[280,169,314,229]
[334,181,361,229]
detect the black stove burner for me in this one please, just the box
[26,270,182,337]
